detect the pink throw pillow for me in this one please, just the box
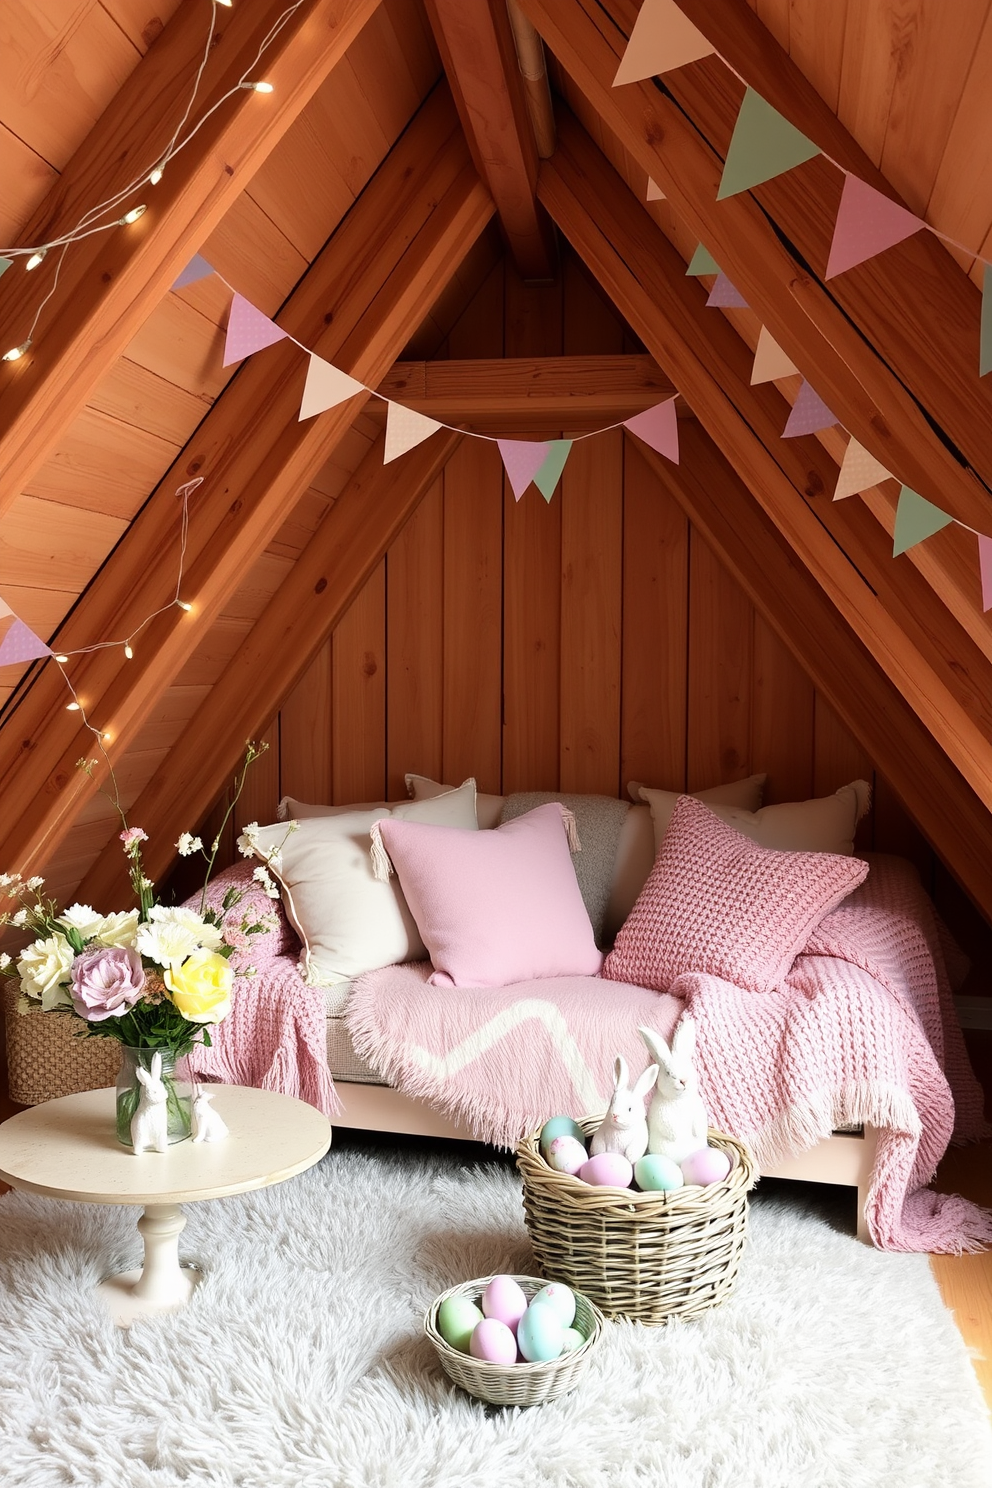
[602,795,868,994]
[376,803,603,987]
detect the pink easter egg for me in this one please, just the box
[547,1134,588,1176]
[578,1151,634,1188]
[482,1274,528,1332]
[469,1317,518,1366]
[680,1146,732,1187]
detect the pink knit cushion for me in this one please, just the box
[377,803,603,987]
[602,795,868,994]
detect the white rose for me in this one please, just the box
[136,918,200,967]
[58,903,106,942]
[154,904,225,952]
[94,909,140,949]
[17,934,75,1010]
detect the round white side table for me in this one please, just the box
[0,1085,331,1326]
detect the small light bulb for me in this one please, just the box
[177,600,193,612]
[2,339,31,362]
[148,165,165,186]
[25,249,46,272]
[102,731,112,741]
[124,641,134,659]
[66,702,81,712]
[243,80,274,93]
[54,654,69,664]
[216,0,233,7]
[120,204,147,225]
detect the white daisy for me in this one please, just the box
[57,903,106,941]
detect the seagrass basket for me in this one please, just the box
[424,1273,605,1407]
[516,1119,755,1325]
[2,981,118,1105]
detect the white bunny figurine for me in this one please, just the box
[191,1088,229,1144]
[638,1017,710,1163]
[130,1051,169,1155]
[589,1055,659,1163]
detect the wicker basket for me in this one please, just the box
[516,1120,755,1325]
[424,1273,605,1407]
[2,981,119,1105]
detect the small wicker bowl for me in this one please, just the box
[424,1273,605,1407]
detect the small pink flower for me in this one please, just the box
[119,827,148,851]
[70,945,145,1022]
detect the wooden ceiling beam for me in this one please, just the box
[0,88,494,880]
[79,427,465,905]
[0,0,382,515]
[517,0,992,533]
[537,112,992,916]
[425,0,556,280]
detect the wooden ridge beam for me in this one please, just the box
[0,0,381,515]
[425,0,556,279]
[537,112,992,916]
[517,0,992,533]
[79,427,464,905]
[0,88,495,880]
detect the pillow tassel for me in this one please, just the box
[369,821,394,882]
[560,806,581,852]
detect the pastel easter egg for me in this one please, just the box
[540,1115,586,1156]
[517,1301,565,1362]
[633,1153,685,1192]
[578,1151,634,1189]
[680,1146,732,1187]
[546,1135,588,1176]
[560,1326,586,1355]
[436,1295,485,1353]
[531,1283,576,1328]
[482,1274,528,1332]
[470,1317,518,1366]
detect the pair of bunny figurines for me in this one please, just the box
[129,1052,230,1154]
[589,1017,708,1165]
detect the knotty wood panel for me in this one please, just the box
[279,642,333,807]
[687,533,754,790]
[332,560,387,804]
[751,614,815,805]
[386,478,444,798]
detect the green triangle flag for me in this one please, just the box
[0,257,11,280]
[533,440,572,502]
[892,486,953,556]
[686,243,719,276]
[717,88,820,200]
[981,266,992,378]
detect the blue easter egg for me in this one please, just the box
[540,1115,586,1156]
[517,1300,565,1362]
[634,1153,685,1192]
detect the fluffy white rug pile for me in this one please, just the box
[0,1136,989,1488]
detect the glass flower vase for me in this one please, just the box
[115,1045,193,1148]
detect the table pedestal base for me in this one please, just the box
[96,1202,202,1327]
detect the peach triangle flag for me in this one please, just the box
[384,402,442,464]
[833,437,894,500]
[646,177,666,201]
[299,355,365,421]
[613,0,714,85]
[750,326,798,384]
[825,175,924,280]
[0,595,13,620]
[223,294,289,367]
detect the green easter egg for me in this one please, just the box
[540,1115,586,1156]
[634,1153,685,1192]
[560,1326,586,1354]
[437,1295,485,1353]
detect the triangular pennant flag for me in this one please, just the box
[686,242,720,276]
[613,0,715,85]
[978,534,992,612]
[299,355,365,421]
[646,177,666,201]
[384,403,442,464]
[0,257,11,280]
[750,326,798,384]
[893,486,953,555]
[833,437,894,500]
[171,254,214,291]
[825,174,924,280]
[706,273,747,308]
[981,266,992,379]
[498,439,551,501]
[0,595,13,619]
[0,616,51,667]
[717,87,820,200]
[223,294,289,367]
[782,380,836,438]
[533,440,573,502]
[624,397,679,463]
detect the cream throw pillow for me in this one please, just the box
[405,773,506,830]
[638,779,871,856]
[252,781,479,985]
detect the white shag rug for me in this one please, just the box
[0,1135,990,1488]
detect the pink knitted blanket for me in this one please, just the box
[348,856,991,1253]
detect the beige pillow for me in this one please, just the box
[405,772,505,830]
[253,781,478,985]
[630,774,767,852]
[639,779,871,856]
[277,796,392,819]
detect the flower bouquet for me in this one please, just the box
[0,742,284,1147]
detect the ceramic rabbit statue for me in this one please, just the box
[638,1017,710,1163]
[130,1051,169,1155]
[191,1088,229,1144]
[589,1055,659,1163]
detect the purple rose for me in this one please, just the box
[70,945,145,1022]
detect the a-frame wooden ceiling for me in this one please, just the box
[3,0,992,919]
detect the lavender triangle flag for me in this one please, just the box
[706,273,748,308]
[498,439,551,501]
[782,380,836,438]
[825,175,923,280]
[223,294,289,367]
[0,617,51,666]
[533,441,573,502]
[979,534,992,612]
[624,398,679,463]
[172,254,215,291]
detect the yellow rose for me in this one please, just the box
[164,948,233,1024]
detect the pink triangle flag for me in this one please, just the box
[299,355,365,421]
[833,436,894,500]
[979,535,992,612]
[825,175,924,280]
[223,294,289,367]
[172,254,214,291]
[384,403,443,464]
[624,397,679,463]
[706,273,748,308]
[498,439,551,501]
[0,616,51,666]
[751,326,798,384]
[614,0,715,85]
[783,380,836,438]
